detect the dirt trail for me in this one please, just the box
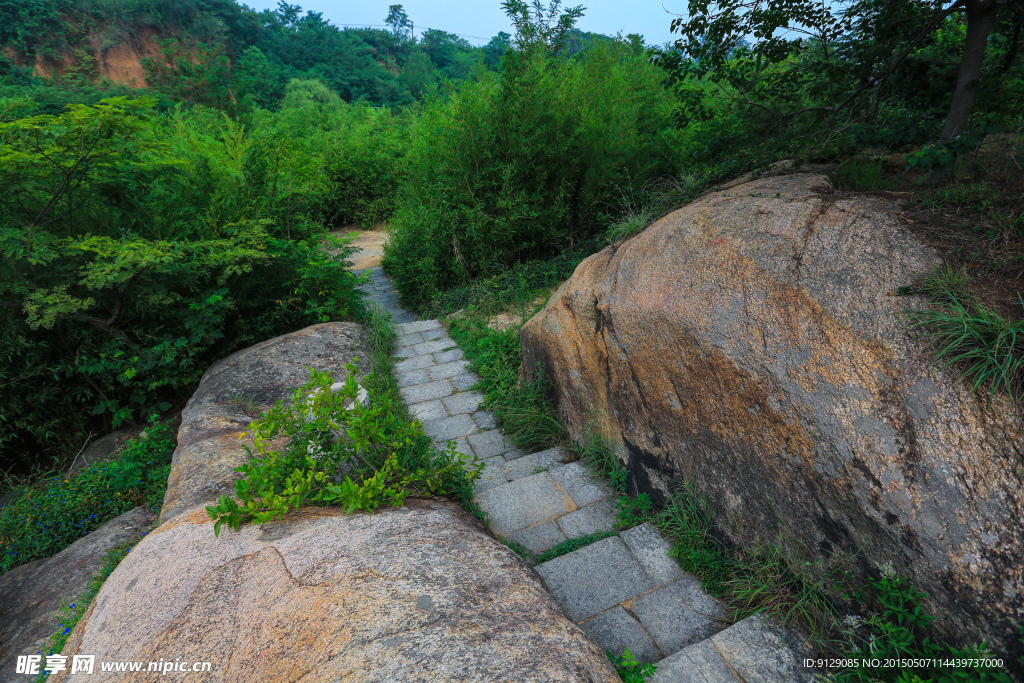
[330,227,388,270]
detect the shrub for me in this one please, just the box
[382,40,679,306]
[206,364,484,535]
[0,97,364,472]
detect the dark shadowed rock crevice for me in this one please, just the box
[520,173,1024,667]
[0,506,156,682]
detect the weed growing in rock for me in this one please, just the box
[615,493,655,528]
[829,570,1015,682]
[0,424,173,574]
[608,647,656,682]
[904,267,1023,406]
[206,363,484,535]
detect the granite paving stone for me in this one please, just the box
[421,414,479,442]
[399,379,453,403]
[395,332,424,347]
[630,574,728,655]
[505,520,567,555]
[555,499,617,537]
[450,372,479,391]
[394,355,436,373]
[475,472,575,536]
[467,430,517,459]
[412,338,457,355]
[580,607,661,663]
[433,348,464,364]
[408,399,448,422]
[535,536,654,622]
[394,320,441,335]
[471,410,496,429]
[471,455,509,492]
[649,639,739,683]
[396,369,430,388]
[441,391,484,415]
[420,328,445,341]
[392,346,417,359]
[502,447,563,481]
[429,360,472,380]
[620,523,687,587]
[709,615,815,683]
[550,462,612,506]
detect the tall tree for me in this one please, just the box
[663,0,1021,141]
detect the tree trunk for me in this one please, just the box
[941,0,1000,140]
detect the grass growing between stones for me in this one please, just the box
[446,315,567,454]
[534,530,618,565]
[0,426,173,575]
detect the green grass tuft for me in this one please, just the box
[534,530,618,564]
[904,267,1023,406]
[446,316,567,453]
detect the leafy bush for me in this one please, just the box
[206,364,484,535]
[833,566,1014,682]
[608,648,656,682]
[0,97,364,472]
[382,40,679,306]
[0,422,173,574]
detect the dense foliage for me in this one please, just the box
[0,95,365,472]
[382,40,680,305]
[207,313,484,535]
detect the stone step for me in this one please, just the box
[534,524,728,663]
[649,614,815,683]
[474,461,617,551]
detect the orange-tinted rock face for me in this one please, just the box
[520,174,1023,666]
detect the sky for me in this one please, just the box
[243,0,685,47]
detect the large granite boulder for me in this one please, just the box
[0,507,155,681]
[520,173,1023,665]
[52,501,619,682]
[160,322,370,524]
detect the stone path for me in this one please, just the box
[355,266,814,683]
